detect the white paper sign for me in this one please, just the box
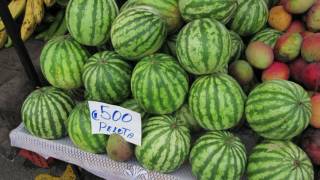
[88,101,142,146]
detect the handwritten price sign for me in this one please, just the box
[88,101,142,146]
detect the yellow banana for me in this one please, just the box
[0,0,27,31]
[0,30,8,49]
[44,0,56,7]
[33,0,45,24]
[20,0,37,41]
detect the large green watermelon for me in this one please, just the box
[230,0,268,36]
[189,73,246,130]
[250,28,283,48]
[247,140,314,180]
[176,18,232,75]
[66,0,119,46]
[135,115,191,173]
[82,51,132,104]
[178,0,238,24]
[120,0,182,33]
[245,80,311,140]
[174,104,201,132]
[229,31,245,62]
[22,87,75,139]
[111,7,167,60]
[131,53,189,114]
[40,36,89,90]
[190,131,247,180]
[120,99,147,119]
[68,102,107,153]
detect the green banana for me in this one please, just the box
[35,10,64,41]
[50,13,67,39]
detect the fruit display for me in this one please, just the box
[16,0,320,179]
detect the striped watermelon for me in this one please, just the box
[40,36,89,90]
[245,80,311,140]
[21,87,75,139]
[68,102,107,153]
[131,53,189,114]
[174,104,201,132]
[120,0,182,33]
[250,28,283,48]
[247,140,314,180]
[160,34,178,57]
[82,51,132,104]
[120,99,147,119]
[135,115,191,173]
[229,31,245,62]
[230,0,269,36]
[66,0,119,46]
[178,0,238,24]
[176,18,232,75]
[190,131,247,180]
[189,73,246,130]
[111,7,167,60]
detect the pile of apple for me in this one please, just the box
[228,0,320,166]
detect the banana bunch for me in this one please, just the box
[0,0,56,49]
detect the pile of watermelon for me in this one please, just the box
[20,0,320,179]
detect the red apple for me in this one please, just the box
[262,62,290,81]
[301,128,320,165]
[274,33,303,62]
[301,33,320,62]
[287,20,305,34]
[283,0,316,14]
[246,41,274,69]
[289,58,308,83]
[311,94,320,128]
[306,2,320,32]
[302,63,320,90]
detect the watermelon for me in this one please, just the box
[119,0,182,33]
[21,87,75,139]
[247,140,314,180]
[230,0,269,36]
[178,0,238,24]
[40,36,89,90]
[135,115,191,173]
[120,99,147,119]
[131,53,189,114]
[250,28,283,48]
[160,34,178,57]
[174,104,201,132]
[176,18,232,75]
[66,0,119,46]
[245,80,311,140]
[189,73,246,130]
[190,131,247,180]
[68,102,107,153]
[111,7,167,60]
[82,51,132,104]
[229,31,245,62]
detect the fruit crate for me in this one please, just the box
[10,123,195,180]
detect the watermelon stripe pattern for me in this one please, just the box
[230,0,268,36]
[174,104,201,132]
[250,28,283,48]
[190,131,247,180]
[40,36,89,90]
[246,80,311,140]
[22,87,75,139]
[68,102,107,153]
[111,7,167,60]
[131,53,189,114]
[189,73,246,130]
[247,140,314,180]
[176,18,231,75]
[229,31,245,62]
[135,115,191,173]
[82,51,132,104]
[120,99,147,119]
[178,0,238,24]
[66,0,119,46]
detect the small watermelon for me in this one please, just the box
[131,53,189,114]
[189,73,246,130]
[174,104,201,132]
[246,80,311,140]
[250,28,283,48]
[68,102,107,153]
[82,51,132,104]
[22,87,75,139]
[177,18,232,75]
[111,7,167,60]
[120,99,147,119]
[135,115,191,173]
[190,131,247,180]
[229,31,245,62]
[230,0,269,36]
[247,140,314,180]
[40,36,89,90]
[178,0,238,24]
[66,0,119,46]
